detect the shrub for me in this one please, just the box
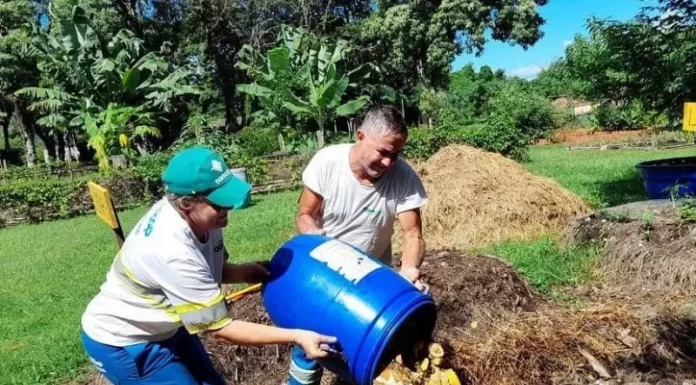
[590,101,651,131]
[402,127,433,160]
[457,123,529,161]
[403,126,460,160]
[236,126,280,157]
[402,123,529,161]
[0,173,158,226]
[487,83,557,141]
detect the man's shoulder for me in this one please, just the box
[392,158,421,180]
[312,143,353,161]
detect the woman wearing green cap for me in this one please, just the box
[79,147,336,385]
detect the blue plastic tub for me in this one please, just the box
[636,156,696,199]
[261,234,437,385]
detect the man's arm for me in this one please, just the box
[296,187,325,235]
[397,208,425,288]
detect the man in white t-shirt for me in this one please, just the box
[80,147,335,385]
[287,105,429,385]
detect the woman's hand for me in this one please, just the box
[293,330,338,359]
[224,261,270,284]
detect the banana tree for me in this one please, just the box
[15,5,197,170]
[236,25,376,136]
[235,44,296,126]
[282,34,373,136]
[76,103,160,170]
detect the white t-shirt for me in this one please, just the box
[81,197,230,346]
[302,143,428,263]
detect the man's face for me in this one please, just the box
[355,130,407,180]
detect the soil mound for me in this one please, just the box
[199,250,540,385]
[563,204,696,296]
[395,145,590,251]
[418,250,541,340]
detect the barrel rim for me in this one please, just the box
[636,155,696,170]
[361,295,437,385]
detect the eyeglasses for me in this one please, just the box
[206,198,234,211]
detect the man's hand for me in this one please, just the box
[399,266,424,291]
[225,262,270,284]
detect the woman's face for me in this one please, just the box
[184,198,231,231]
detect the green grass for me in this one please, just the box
[525,145,696,208]
[0,190,299,385]
[482,238,600,295]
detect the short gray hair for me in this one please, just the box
[166,192,204,210]
[358,105,407,136]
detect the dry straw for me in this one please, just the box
[394,145,590,251]
[451,305,691,385]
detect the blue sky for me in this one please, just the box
[452,0,654,78]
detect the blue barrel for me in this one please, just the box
[261,234,437,385]
[636,156,696,199]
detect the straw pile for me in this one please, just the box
[395,145,590,251]
[451,305,696,385]
[564,207,696,297]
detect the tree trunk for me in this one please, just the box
[222,86,236,133]
[65,131,80,162]
[12,100,36,167]
[55,132,66,162]
[1,115,10,152]
[33,125,57,163]
[1,97,12,151]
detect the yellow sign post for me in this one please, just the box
[684,102,696,132]
[87,181,125,248]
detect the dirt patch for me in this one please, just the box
[417,250,541,340]
[563,204,696,296]
[202,294,293,385]
[534,128,649,145]
[394,145,590,251]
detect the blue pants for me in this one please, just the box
[288,345,324,385]
[81,328,225,385]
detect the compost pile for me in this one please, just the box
[197,249,541,385]
[563,202,696,297]
[451,305,696,385]
[394,145,590,251]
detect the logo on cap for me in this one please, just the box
[211,160,223,172]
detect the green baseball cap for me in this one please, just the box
[161,147,251,209]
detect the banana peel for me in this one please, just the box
[374,343,461,385]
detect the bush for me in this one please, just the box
[457,123,529,161]
[0,173,159,226]
[487,83,557,141]
[402,123,529,161]
[590,101,651,131]
[235,126,280,157]
[402,126,449,160]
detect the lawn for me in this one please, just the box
[524,145,696,208]
[2,145,695,385]
[0,190,300,385]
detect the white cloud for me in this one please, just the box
[563,40,573,47]
[509,64,547,79]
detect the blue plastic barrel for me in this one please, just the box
[261,234,437,385]
[636,156,696,199]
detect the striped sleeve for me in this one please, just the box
[151,252,232,334]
